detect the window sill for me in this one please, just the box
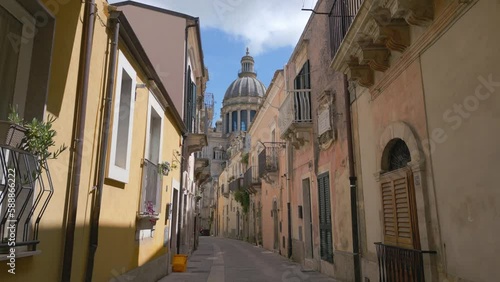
[0,250,42,261]
[137,213,160,221]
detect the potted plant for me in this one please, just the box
[4,107,67,180]
[137,201,160,225]
[21,116,67,174]
[158,161,171,176]
[158,158,179,176]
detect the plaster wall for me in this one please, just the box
[420,1,500,280]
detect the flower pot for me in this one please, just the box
[0,121,26,148]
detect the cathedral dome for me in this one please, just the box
[224,77,266,99]
[223,48,266,100]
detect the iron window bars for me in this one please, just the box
[0,145,54,251]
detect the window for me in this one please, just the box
[184,66,197,133]
[0,1,34,120]
[226,113,230,133]
[293,61,312,122]
[318,172,333,263]
[232,111,238,132]
[139,93,164,213]
[240,110,247,131]
[108,51,136,183]
[250,110,256,123]
[295,60,310,90]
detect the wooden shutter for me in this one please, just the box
[318,172,333,262]
[381,168,419,249]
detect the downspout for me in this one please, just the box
[61,1,95,281]
[287,144,292,259]
[84,15,120,282]
[343,75,361,282]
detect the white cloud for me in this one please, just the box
[112,0,318,55]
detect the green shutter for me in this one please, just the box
[318,172,333,263]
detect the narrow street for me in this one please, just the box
[158,237,338,282]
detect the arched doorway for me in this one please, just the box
[380,138,420,249]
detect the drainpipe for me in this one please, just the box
[84,15,120,282]
[343,75,361,282]
[61,1,95,281]
[287,144,292,259]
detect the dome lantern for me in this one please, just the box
[223,48,266,100]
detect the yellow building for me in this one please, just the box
[0,0,206,281]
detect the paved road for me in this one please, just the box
[158,236,337,282]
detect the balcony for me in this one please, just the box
[0,145,54,256]
[375,242,436,282]
[221,184,229,198]
[184,133,208,155]
[331,0,436,91]
[243,167,261,194]
[258,143,282,184]
[329,0,364,58]
[228,177,243,193]
[194,154,210,178]
[279,90,312,148]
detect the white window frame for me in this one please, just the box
[144,91,164,163]
[108,51,136,183]
[1,0,34,117]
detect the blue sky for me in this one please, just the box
[111,0,318,123]
[201,28,293,121]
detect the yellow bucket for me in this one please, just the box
[172,254,188,272]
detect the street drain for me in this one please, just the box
[191,270,210,273]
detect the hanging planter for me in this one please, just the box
[158,161,171,176]
[0,121,27,148]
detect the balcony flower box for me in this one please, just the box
[0,121,26,148]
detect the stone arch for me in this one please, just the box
[378,121,424,174]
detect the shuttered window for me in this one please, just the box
[318,172,333,263]
[380,167,420,249]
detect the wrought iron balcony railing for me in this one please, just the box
[0,145,54,252]
[139,159,162,215]
[258,144,280,177]
[329,0,364,58]
[228,177,242,192]
[278,90,312,138]
[375,242,436,282]
[244,167,261,193]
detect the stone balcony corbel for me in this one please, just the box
[346,57,374,88]
[184,133,208,155]
[360,44,391,72]
[392,0,434,26]
[371,6,411,52]
[194,157,210,177]
[288,131,309,150]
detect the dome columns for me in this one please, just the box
[222,107,258,134]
